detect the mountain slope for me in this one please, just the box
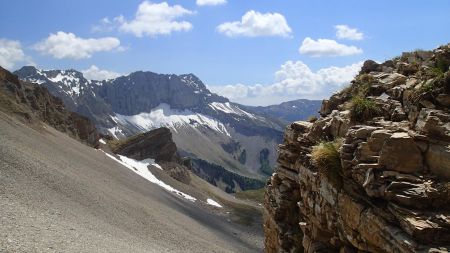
[15,67,284,185]
[0,66,99,147]
[0,111,262,252]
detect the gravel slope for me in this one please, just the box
[0,113,262,253]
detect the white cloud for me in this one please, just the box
[196,0,227,6]
[217,10,292,37]
[209,60,363,105]
[335,25,364,40]
[117,1,194,37]
[82,65,122,80]
[0,39,33,70]
[92,17,116,33]
[33,32,122,60]
[299,37,363,57]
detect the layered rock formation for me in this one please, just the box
[0,66,99,147]
[264,45,450,252]
[110,127,191,184]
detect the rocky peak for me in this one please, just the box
[264,44,450,252]
[99,71,228,115]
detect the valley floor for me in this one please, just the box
[0,113,263,252]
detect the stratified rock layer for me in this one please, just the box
[264,44,450,252]
[111,127,191,184]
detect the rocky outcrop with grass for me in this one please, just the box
[264,44,450,252]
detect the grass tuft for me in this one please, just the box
[350,97,380,122]
[311,139,343,189]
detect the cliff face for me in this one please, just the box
[264,44,450,252]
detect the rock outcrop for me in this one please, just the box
[0,66,99,147]
[110,127,191,184]
[264,45,450,252]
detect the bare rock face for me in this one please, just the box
[264,44,450,252]
[378,132,423,173]
[111,127,179,163]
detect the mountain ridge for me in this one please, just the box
[14,66,287,190]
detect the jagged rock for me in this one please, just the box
[292,121,313,132]
[379,132,423,173]
[373,72,407,89]
[320,93,348,117]
[397,62,419,75]
[367,129,392,152]
[328,110,351,138]
[416,109,450,141]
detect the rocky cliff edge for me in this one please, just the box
[264,44,450,252]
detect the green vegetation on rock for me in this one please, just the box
[350,97,380,122]
[311,139,343,189]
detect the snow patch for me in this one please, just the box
[206,198,223,208]
[102,151,195,201]
[25,78,46,85]
[107,126,124,139]
[209,102,256,119]
[99,139,106,145]
[115,103,231,137]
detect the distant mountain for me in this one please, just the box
[242,99,322,125]
[15,66,285,188]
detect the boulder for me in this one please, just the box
[426,143,450,180]
[379,132,423,173]
[436,94,450,107]
[373,73,407,89]
[360,60,381,74]
[368,130,392,152]
[415,109,450,141]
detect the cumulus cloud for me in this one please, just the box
[0,39,34,70]
[335,25,364,40]
[117,1,194,37]
[299,37,363,57]
[196,0,227,6]
[209,60,363,105]
[82,65,122,80]
[33,32,122,60]
[217,10,292,37]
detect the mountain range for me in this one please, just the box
[14,66,320,191]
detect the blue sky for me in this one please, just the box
[1,0,450,105]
